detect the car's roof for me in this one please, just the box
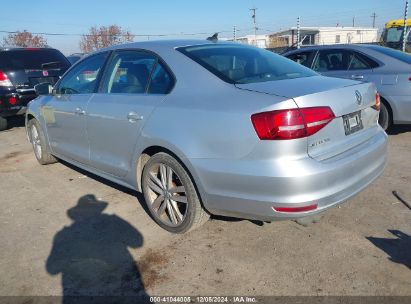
[283,43,384,54]
[0,46,57,52]
[98,39,236,53]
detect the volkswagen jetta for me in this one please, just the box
[26,40,387,233]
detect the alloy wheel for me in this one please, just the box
[31,125,42,160]
[146,163,188,227]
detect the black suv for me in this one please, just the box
[0,47,70,130]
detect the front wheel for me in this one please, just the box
[142,152,209,233]
[27,119,57,165]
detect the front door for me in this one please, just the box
[86,50,175,177]
[45,52,109,164]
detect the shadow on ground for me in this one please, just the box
[46,194,150,303]
[367,230,411,270]
[387,125,411,135]
[4,116,25,130]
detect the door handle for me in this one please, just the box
[75,107,86,115]
[351,75,364,80]
[127,112,143,122]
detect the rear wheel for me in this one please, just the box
[0,117,7,131]
[378,102,391,131]
[27,119,57,165]
[142,152,209,233]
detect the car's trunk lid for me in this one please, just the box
[236,76,380,161]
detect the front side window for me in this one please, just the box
[312,50,351,72]
[177,44,316,84]
[100,51,157,94]
[286,51,314,68]
[57,52,108,94]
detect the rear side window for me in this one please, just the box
[177,44,316,84]
[366,45,411,64]
[313,50,352,72]
[0,49,70,70]
[148,63,174,94]
[348,51,379,70]
[100,51,157,94]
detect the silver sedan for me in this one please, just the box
[26,40,387,233]
[283,44,411,130]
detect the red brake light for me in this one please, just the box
[251,107,335,140]
[8,96,17,105]
[374,92,381,111]
[0,70,8,81]
[0,70,12,87]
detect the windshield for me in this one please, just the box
[0,49,70,70]
[383,27,404,43]
[177,44,317,84]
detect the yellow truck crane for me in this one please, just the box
[381,19,411,52]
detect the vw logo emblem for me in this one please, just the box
[355,90,362,105]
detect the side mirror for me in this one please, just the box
[34,83,53,95]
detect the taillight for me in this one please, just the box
[0,70,12,87]
[372,92,381,111]
[251,107,335,140]
[8,96,17,105]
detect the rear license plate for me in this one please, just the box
[343,111,363,135]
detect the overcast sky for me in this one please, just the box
[0,0,407,55]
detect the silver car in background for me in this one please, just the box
[284,44,411,130]
[26,40,387,233]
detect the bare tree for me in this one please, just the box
[2,30,48,47]
[79,25,134,53]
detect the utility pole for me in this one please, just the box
[297,16,301,49]
[352,16,355,27]
[403,0,409,52]
[250,7,258,46]
[233,25,237,42]
[371,12,377,28]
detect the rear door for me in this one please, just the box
[44,52,109,164]
[312,49,376,82]
[86,50,174,177]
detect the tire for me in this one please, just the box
[378,101,391,131]
[142,152,209,233]
[0,116,7,131]
[27,119,57,165]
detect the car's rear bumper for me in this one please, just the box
[0,88,36,117]
[191,128,387,221]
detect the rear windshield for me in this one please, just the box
[177,44,317,84]
[366,45,411,64]
[0,49,70,70]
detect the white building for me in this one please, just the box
[273,27,379,47]
[227,34,271,48]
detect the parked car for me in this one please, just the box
[66,53,86,65]
[0,47,70,131]
[283,44,411,130]
[26,40,387,233]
